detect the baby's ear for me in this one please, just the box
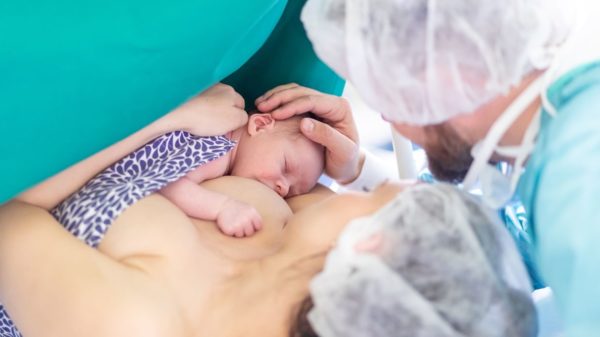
[247,113,276,136]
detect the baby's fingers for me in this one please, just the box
[220,225,236,237]
[243,224,255,237]
[244,213,262,237]
[253,216,263,231]
[234,227,245,238]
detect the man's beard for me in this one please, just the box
[423,124,474,184]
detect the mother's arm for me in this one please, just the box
[16,119,171,210]
[0,202,165,337]
[16,83,247,210]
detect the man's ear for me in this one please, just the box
[247,113,276,136]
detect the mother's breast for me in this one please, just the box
[193,176,294,261]
[98,176,293,263]
[97,193,199,261]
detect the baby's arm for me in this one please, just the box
[160,177,262,237]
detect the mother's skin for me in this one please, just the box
[0,176,402,337]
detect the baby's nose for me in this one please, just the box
[275,179,290,197]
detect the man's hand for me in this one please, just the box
[164,83,248,136]
[255,83,363,184]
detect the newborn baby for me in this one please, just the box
[159,113,325,238]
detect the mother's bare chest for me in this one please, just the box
[97,193,287,264]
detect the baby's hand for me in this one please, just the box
[216,198,263,238]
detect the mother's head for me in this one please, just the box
[289,183,537,337]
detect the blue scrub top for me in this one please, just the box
[517,61,600,337]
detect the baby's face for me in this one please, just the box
[231,126,325,198]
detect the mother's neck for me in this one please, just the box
[209,251,324,337]
[184,247,321,337]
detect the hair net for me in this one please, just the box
[308,183,537,337]
[301,0,573,125]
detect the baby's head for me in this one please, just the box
[230,113,325,198]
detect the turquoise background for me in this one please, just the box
[0,0,344,203]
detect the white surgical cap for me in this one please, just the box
[309,183,537,337]
[301,0,572,125]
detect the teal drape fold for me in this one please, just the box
[0,0,343,203]
[224,0,344,109]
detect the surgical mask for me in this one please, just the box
[460,1,586,209]
[462,76,547,209]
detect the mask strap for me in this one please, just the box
[508,109,541,192]
[540,62,560,117]
[495,106,540,159]
[462,75,545,190]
